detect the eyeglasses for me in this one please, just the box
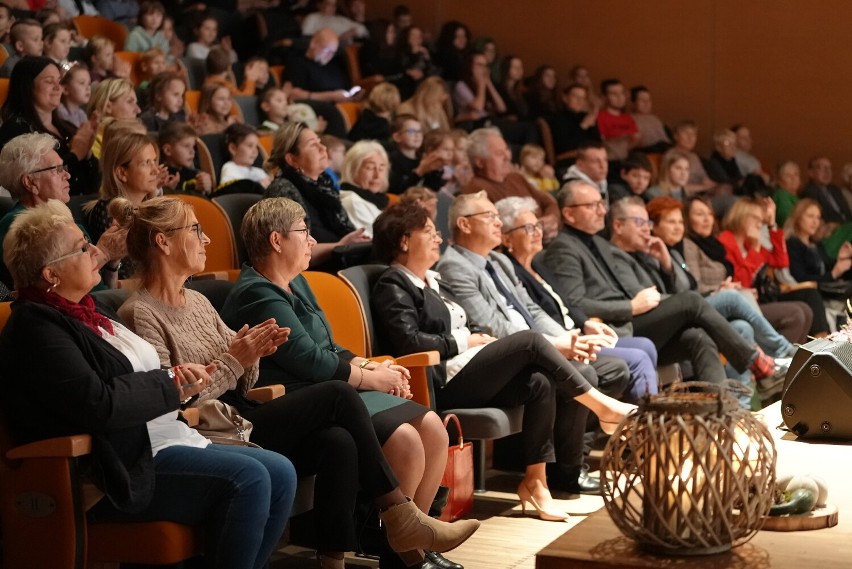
[504,221,544,235]
[463,211,500,222]
[29,163,69,176]
[44,235,94,266]
[423,229,442,239]
[566,200,607,212]
[285,226,311,238]
[166,222,204,240]
[618,216,654,229]
[404,128,423,135]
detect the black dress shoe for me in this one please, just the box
[549,466,601,495]
[424,550,463,569]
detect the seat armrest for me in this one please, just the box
[6,435,92,460]
[248,384,285,402]
[394,351,440,367]
[374,351,440,409]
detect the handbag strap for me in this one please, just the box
[442,413,464,449]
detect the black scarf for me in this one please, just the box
[340,182,389,210]
[282,165,355,237]
[688,234,734,277]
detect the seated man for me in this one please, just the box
[437,190,630,494]
[283,27,351,137]
[460,127,560,241]
[562,141,609,202]
[705,128,744,190]
[596,79,640,162]
[541,180,775,388]
[802,156,852,225]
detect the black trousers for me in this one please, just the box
[634,291,756,382]
[244,381,398,551]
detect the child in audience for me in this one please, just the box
[519,143,559,192]
[322,134,347,190]
[139,71,187,132]
[158,121,213,195]
[42,22,71,66]
[191,83,238,135]
[0,3,13,46]
[444,128,473,195]
[348,81,400,142]
[186,13,236,62]
[387,113,445,194]
[204,45,264,97]
[609,151,655,203]
[400,185,439,220]
[134,47,167,107]
[220,123,271,188]
[124,0,169,54]
[160,14,183,62]
[0,19,43,78]
[57,62,91,128]
[86,35,116,85]
[258,86,289,132]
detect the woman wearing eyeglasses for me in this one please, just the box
[0,56,99,197]
[0,133,125,290]
[494,196,659,405]
[1,199,297,569]
[370,201,638,522]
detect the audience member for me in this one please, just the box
[219,196,479,569]
[124,1,169,54]
[567,64,602,110]
[647,149,690,201]
[339,140,390,237]
[42,22,71,67]
[139,71,187,132]
[608,152,654,203]
[258,86,289,133]
[731,123,764,177]
[57,62,91,128]
[400,185,438,219]
[0,56,99,196]
[372,200,634,514]
[562,141,608,199]
[453,51,506,125]
[301,0,368,44]
[158,122,213,195]
[524,65,559,119]
[0,2,12,45]
[541,180,773,385]
[773,160,801,226]
[435,191,633,494]
[192,83,238,135]
[387,113,445,194]
[630,85,671,153]
[394,24,437,99]
[204,45,264,97]
[95,0,138,27]
[396,75,452,131]
[461,128,560,240]
[348,81,400,142]
[220,123,270,188]
[320,133,345,189]
[596,79,639,161]
[264,122,369,269]
[705,128,744,189]
[89,77,141,158]
[671,120,717,195]
[1,199,296,569]
[496,55,529,120]
[0,19,43,78]
[435,20,470,82]
[519,144,558,192]
[86,35,117,86]
[802,156,852,225]
[186,12,236,62]
[548,83,600,159]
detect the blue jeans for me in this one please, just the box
[90,444,296,569]
[707,290,794,357]
[600,336,659,403]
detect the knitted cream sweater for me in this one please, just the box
[118,288,259,403]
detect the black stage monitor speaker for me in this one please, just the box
[781,338,852,439]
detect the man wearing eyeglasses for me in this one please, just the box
[460,128,561,241]
[542,180,771,387]
[437,191,630,494]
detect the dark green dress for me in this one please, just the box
[220,265,427,443]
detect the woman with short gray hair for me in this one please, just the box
[339,140,390,237]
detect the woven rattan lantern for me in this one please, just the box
[600,382,777,555]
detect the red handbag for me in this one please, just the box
[439,414,474,521]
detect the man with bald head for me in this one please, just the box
[541,181,772,387]
[283,27,352,136]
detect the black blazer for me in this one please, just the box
[0,301,180,513]
[371,267,462,389]
[508,254,588,330]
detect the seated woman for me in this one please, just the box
[494,196,658,404]
[524,65,560,119]
[88,78,143,159]
[0,56,99,196]
[340,140,391,237]
[0,199,296,569]
[114,196,478,569]
[496,55,529,121]
[647,150,690,201]
[264,122,371,270]
[370,201,636,509]
[682,195,812,345]
[453,51,507,126]
[220,197,472,569]
[397,76,453,133]
[83,131,161,280]
[719,197,830,338]
[785,198,852,302]
[647,196,796,399]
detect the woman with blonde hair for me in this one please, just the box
[647,149,690,201]
[88,77,142,158]
[348,81,400,142]
[397,76,452,132]
[339,140,390,236]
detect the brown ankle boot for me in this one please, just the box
[379,499,480,562]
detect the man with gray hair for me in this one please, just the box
[460,128,561,240]
[541,180,776,386]
[438,190,631,494]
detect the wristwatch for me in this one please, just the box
[103,260,122,273]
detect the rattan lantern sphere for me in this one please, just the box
[600,382,777,555]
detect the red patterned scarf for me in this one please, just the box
[17,287,114,337]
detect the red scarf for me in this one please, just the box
[17,287,114,337]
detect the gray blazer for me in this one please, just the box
[436,245,565,338]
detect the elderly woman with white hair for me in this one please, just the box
[495,196,659,404]
[0,133,125,290]
[339,140,391,238]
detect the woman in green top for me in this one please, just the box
[220,197,453,565]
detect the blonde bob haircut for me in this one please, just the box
[340,141,389,192]
[3,199,75,290]
[721,197,764,250]
[266,121,309,172]
[241,197,306,266]
[88,77,135,117]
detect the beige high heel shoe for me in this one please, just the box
[379,498,480,565]
[517,482,570,522]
